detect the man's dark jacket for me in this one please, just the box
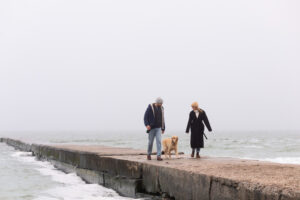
[144,104,165,131]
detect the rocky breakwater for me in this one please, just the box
[1,138,300,200]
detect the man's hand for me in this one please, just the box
[146,125,151,130]
[162,130,165,134]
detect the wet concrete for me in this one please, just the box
[1,138,300,200]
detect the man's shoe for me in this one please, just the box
[157,156,163,161]
[191,150,195,158]
[196,153,200,159]
[147,155,151,160]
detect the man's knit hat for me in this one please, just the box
[155,97,163,104]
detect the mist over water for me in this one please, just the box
[1,1,300,133]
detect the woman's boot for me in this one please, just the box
[191,150,195,158]
[196,152,200,158]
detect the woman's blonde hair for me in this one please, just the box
[191,102,203,112]
[191,102,199,108]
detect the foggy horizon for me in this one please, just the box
[1,1,299,133]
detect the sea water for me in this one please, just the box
[0,131,299,199]
[0,143,139,200]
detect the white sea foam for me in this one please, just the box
[241,156,300,165]
[244,145,263,149]
[11,151,36,163]
[11,151,32,157]
[11,151,139,200]
[260,157,300,165]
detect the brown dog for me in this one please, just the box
[162,136,179,159]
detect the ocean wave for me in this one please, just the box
[11,151,32,157]
[243,145,263,149]
[241,156,300,165]
[260,157,300,165]
[11,151,139,200]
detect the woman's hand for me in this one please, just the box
[146,125,151,130]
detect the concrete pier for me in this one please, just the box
[1,138,299,200]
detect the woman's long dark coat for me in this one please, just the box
[186,110,212,148]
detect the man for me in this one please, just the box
[144,97,165,161]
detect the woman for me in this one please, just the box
[186,102,212,158]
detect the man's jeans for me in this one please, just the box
[147,128,162,156]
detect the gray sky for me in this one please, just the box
[0,0,299,132]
